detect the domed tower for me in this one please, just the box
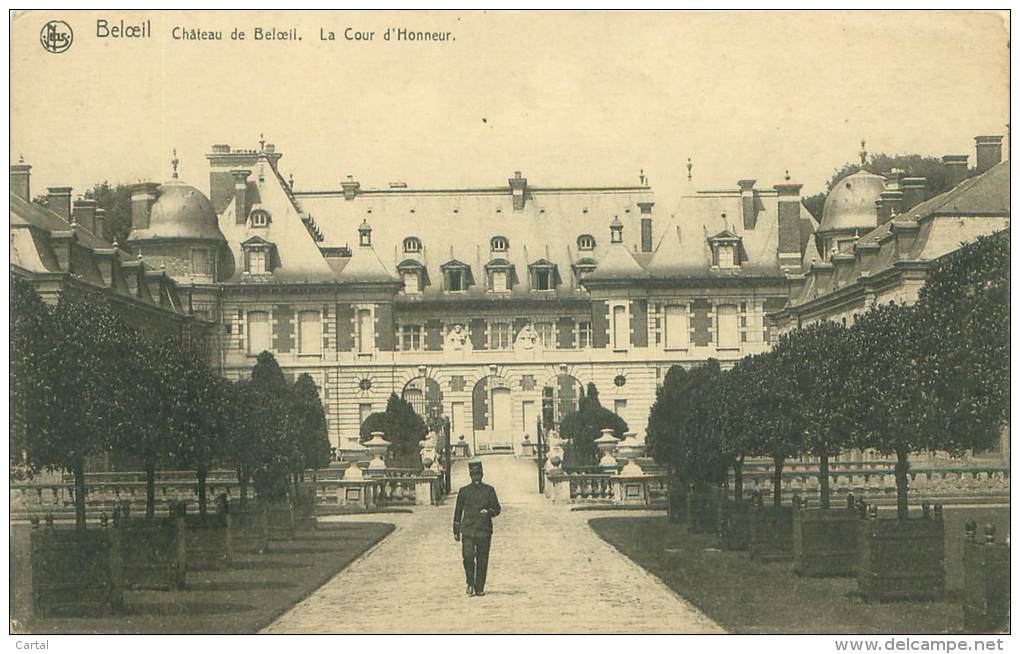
[124,150,227,283]
[816,169,886,260]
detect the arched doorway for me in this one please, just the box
[402,376,443,425]
[541,374,584,432]
[472,375,514,452]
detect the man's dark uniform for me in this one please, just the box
[453,468,501,595]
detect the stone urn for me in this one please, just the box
[364,432,391,472]
[594,429,620,470]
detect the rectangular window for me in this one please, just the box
[612,305,628,350]
[192,248,211,276]
[492,270,508,293]
[298,310,322,355]
[248,249,267,274]
[447,269,464,292]
[534,269,553,290]
[489,322,512,350]
[401,324,423,351]
[534,321,555,348]
[664,304,688,349]
[247,311,270,355]
[577,320,592,349]
[718,244,735,268]
[717,304,739,349]
[402,271,420,294]
[357,309,373,352]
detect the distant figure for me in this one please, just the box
[453,459,501,597]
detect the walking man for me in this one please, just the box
[453,459,501,597]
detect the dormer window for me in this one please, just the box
[485,258,516,293]
[528,259,560,291]
[573,258,597,283]
[250,209,271,228]
[397,259,429,294]
[490,236,509,253]
[403,236,422,253]
[577,234,596,251]
[708,230,743,270]
[440,260,473,293]
[241,236,275,275]
[358,219,373,247]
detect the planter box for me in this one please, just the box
[30,527,124,617]
[963,538,1009,633]
[686,485,722,534]
[184,513,232,571]
[719,502,751,551]
[115,516,186,590]
[749,506,794,562]
[858,517,945,602]
[793,507,861,577]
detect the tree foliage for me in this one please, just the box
[293,373,332,472]
[84,181,133,243]
[360,393,428,468]
[559,382,629,467]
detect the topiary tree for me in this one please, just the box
[248,351,298,502]
[293,373,332,478]
[559,383,628,467]
[675,359,731,488]
[224,378,259,511]
[359,393,428,468]
[646,365,691,470]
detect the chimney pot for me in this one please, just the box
[10,162,31,201]
[975,135,1003,174]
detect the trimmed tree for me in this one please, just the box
[248,351,298,502]
[743,347,802,509]
[293,373,332,478]
[559,383,628,467]
[359,393,428,468]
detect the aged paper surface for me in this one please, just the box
[8,9,1010,643]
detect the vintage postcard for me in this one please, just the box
[8,9,1011,644]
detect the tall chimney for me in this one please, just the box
[94,208,107,240]
[773,182,803,269]
[900,177,927,212]
[637,202,654,253]
[942,154,969,189]
[341,174,361,201]
[509,171,527,210]
[129,182,161,231]
[876,190,903,225]
[738,179,757,229]
[232,169,251,224]
[975,135,1003,174]
[72,198,97,234]
[46,187,72,221]
[10,161,31,201]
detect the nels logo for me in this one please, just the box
[40,20,73,54]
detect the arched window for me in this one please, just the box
[403,236,422,253]
[577,234,596,251]
[250,209,271,227]
[490,236,509,252]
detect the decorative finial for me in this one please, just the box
[639,169,646,186]
[171,148,179,179]
[785,169,791,181]
[18,154,24,164]
[259,133,266,151]
[686,158,693,181]
[288,172,294,189]
[859,139,867,167]
[137,249,143,261]
[112,237,119,248]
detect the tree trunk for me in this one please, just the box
[818,451,831,510]
[894,448,910,521]
[145,462,156,519]
[772,454,785,509]
[197,464,208,517]
[73,459,87,531]
[238,469,249,513]
[733,456,744,504]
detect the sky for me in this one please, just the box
[10,10,1010,210]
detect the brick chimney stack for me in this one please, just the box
[900,177,927,212]
[941,154,969,189]
[975,135,1003,174]
[72,198,97,235]
[341,174,361,201]
[94,208,107,240]
[876,190,904,225]
[231,169,251,224]
[637,202,655,253]
[46,187,73,221]
[509,171,527,210]
[738,179,757,230]
[773,181,803,269]
[10,161,31,201]
[129,182,161,231]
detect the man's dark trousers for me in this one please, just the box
[461,535,492,593]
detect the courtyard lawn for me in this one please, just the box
[10,521,394,634]
[590,506,1009,635]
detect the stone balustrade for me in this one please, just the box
[544,471,668,507]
